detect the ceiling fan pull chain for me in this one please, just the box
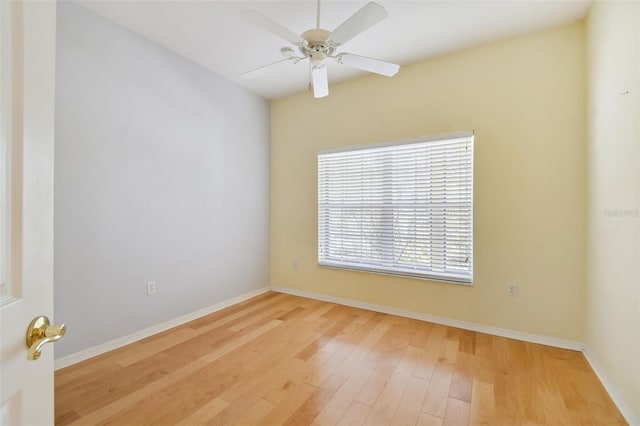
[316,0,321,29]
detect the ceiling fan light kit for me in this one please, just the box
[241,1,400,99]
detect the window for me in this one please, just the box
[318,132,474,284]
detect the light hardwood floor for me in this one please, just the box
[55,291,626,425]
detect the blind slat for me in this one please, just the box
[318,135,474,284]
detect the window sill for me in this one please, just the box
[318,262,473,286]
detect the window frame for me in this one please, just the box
[317,131,474,285]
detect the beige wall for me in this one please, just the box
[271,23,586,341]
[586,1,640,418]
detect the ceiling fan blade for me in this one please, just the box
[336,53,399,77]
[311,65,329,98]
[242,58,297,80]
[241,10,305,45]
[328,2,388,46]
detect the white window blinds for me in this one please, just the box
[318,133,474,284]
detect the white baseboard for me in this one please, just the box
[583,346,640,426]
[54,286,270,370]
[271,286,584,351]
[272,286,640,425]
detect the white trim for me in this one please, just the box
[583,346,640,426]
[270,286,583,351]
[54,287,270,370]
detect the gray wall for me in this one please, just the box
[54,3,270,358]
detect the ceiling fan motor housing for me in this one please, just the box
[300,29,335,60]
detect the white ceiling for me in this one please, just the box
[77,0,591,100]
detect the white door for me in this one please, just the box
[0,1,58,425]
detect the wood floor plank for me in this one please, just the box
[410,321,434,349]
[301,302,338,322]
[442,397,470,426]
[361,322,418,371]
[54,410,80,426]
[219,357,308,407]
[313,366,374,425]
[438,336,459,365]
[55,292,627,426]
[259,382,317,425]
[422,362,455,418]
[390,376,430,426]
[412,346,438,381]
[363,367,411,425]
[396,345,420,377]
[468,380,495,425]
[67,319,283,425]
[226,297,298,332]
[283,374,346,426]
[333,314,395,378]
[459,330,476,355]
[418,412,444,426]
[300,313,380,387]
[355,362,401,407]
[471,332,496,384]
[176,398,230,426]
[225,398,273,425]
[71,357,210,426]
[131,354,255,425]
[356,321,418,406]
[112,327,200,367]
[184,292,284,330]
[337,401,372,426]
[59,295,289,414]
[211,360,311,425]
[449,352,473,402]
[55,357,121,388]
[295,313,358,362]
[240,315,324,374]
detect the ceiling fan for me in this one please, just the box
[241,1,400,98]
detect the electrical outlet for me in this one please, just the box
[507,283,518,297]
[146,281,156,295]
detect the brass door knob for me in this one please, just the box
[25,316,66,361]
